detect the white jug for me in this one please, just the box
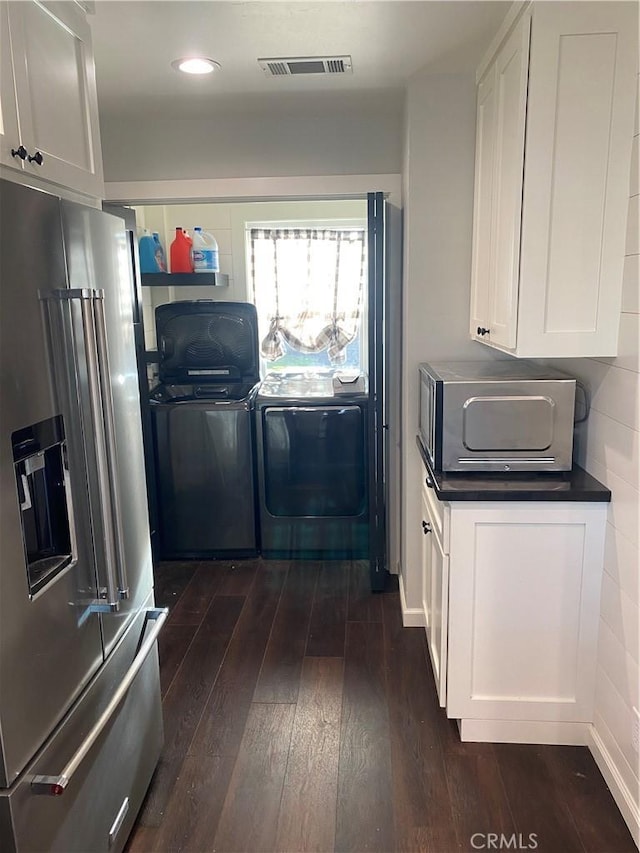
[191,227,219,272]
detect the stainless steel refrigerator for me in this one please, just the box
[0,179,166,852]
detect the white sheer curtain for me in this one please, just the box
[250,228,366,364]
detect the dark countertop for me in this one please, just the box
[416,435,611,503]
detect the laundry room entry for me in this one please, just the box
[134,197,380,567]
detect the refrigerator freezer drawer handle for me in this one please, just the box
[108,797,130,847]
[30,607,168,797]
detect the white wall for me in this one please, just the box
[400,70,495,616]
[100,97,403,182]
[544,72,640,841]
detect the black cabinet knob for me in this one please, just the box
[11,145,27,160]
[421,520,432,534]
[476,326,490,336]
[28,150,44,166]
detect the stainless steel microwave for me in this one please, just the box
[418,361,577,472]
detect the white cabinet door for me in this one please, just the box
[446,502,606,724]
[469,67,497,340]
[428,525,448,708]
[486,14,530,351]
[0,2,23,171]
[6,0,103,198]
[420,485,449,708]
[516,1,638,357]
[470,2,637,358]
[420,487,433,636]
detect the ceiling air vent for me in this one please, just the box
[258,56,353,77]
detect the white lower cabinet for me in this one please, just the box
[421,481,608,743]
[420,484,449,707]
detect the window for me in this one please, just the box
[249,227,367,373]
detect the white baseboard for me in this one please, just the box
[399,571,424,627]
[589,724,640,848]
[458,718,590,745]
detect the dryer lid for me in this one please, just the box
[155,301,260,384]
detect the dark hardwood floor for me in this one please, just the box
[126,559,635,853]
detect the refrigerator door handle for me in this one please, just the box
[93,291,129,600]
[52,289,121,611]
[30,607,168,796]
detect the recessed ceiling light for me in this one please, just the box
[172,57,221,75]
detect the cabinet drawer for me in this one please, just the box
[422,474,449,554]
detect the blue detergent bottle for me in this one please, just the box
[152,232,167,272]
[138,229,159,273]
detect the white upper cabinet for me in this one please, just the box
[470,1,638,358]
[0,4,21,167]
[0,1,104,200]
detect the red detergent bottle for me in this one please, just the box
[169,227,193,273]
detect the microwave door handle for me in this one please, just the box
[31,607,168,796]
[429,379,436,462]
[92,292,129,600]
[52,289,121,611]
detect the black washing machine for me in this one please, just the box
[150,301,260,558]
[254,372,369,559]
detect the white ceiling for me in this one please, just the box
[90,1,508,118]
